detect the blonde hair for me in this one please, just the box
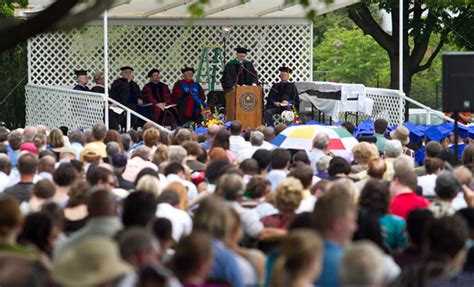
[166,182,189,210]
[352,142,379,164]
[193,196,232,241]
[270,229,323,287]
[340,241,386,286]
[274,177,304,213]
[329,178,359,204]
[143,128,161,148]
[47,128,64,148]
[135,175,162,198]
[152,144,169,165]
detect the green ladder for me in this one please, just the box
[196,45,222,92]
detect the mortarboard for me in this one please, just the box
[403,122,424,143]
[235,46,250,54]
[147,68,160,78]
[278,66,292,74]
[181,67,195,74]
[458,124,469,138]
[74,69,88,76]
[120,66,134,71]
[424,126,445,142]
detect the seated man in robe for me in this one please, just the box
[264,67,299,126]
[73,69,89,91]
[171,67,206,125]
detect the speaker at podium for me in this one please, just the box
[225,85,263,130]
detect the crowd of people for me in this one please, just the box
[0,117,474,286]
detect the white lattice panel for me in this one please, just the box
[28,23,312,90]
[25,84,105,129]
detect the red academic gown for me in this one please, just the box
[171,79,206,124]
[142,81,179,126]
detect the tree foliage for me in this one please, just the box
[0,0,27,17]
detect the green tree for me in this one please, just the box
[314,27,390,87]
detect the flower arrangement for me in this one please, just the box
[201,106,224,127]
[292,105,301,124]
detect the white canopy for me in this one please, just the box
[107,0,359,19]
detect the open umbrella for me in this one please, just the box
[272,125,359,153]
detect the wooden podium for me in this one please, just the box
[225,85,263,130]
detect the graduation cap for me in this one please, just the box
[459,124,469,138]
[278,66,292,74]
[234,46,250,54]
[424,126,445,142]
[403,122,424,143]
[120,66,134,71]
[147,68,160,78]
[74,69,88,76]
[181,67,195,74]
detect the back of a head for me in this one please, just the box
[136,175,162,198]
[0,154,11,173]
[8,130,23,151]
[87,188,116,217]
[0,197,23,236]
[374,119,388,134]
[216,173,244,201]
[367,158,387,179]
[92,123,107,141]
[17,152,38,175]
[205,159,232,184]
[121,133,132,151]
[359,179,390,215]
[163,162,185,176]
[0,259,49,287]
[436,149,458,168]
[384,140,402,158]
[106,142,121,158]
[17,212,53,254]
[249,131,264,146]
[53,162,76,187]
[313,187,355,233]
[453,166,473,186]
[246,176,271,199]
[117,227,159,260]
[182,141,202,157]
[426,141,442,158]
[393,167,418,192]
[157,189,180,206]
[316,156,331,173]
[427,216,468,259]
[313,133,329,150]
[86,165,113,186]
[230,121,243,136]
[171,232,213,281]
[341,122,355,135]
[292,151,310,166]
[239,159,260,176]
[406,208,435,247]
[193,196,232,240]
[393,155,415,174]
[175,128,192,145]
[252,149,272,172]
[69,130,86,146]
[275,177,304,213]
[33,179,56,200]
[143,128,161,147]
[288,164,313,189]
[134,145,151,161]
[122,191,157,228]
[339,241,386,287]
[23,126,37,142]
[38,155,56,174]
[328,156,351,177]
[434,171,461,200]
[168,145,187,164]
[424,157,444,175]
[153,217,173,242]
[270,148,291,170]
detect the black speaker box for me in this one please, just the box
[443,52,474,112]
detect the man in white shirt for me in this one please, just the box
[163,162,198,202]
[229,121,250,155]
[237,131,265,161]
[266,148,291,192]
[0,154,11,192]
[156,189,192,242]
[309,132,330,173]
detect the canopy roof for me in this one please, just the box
[107,0,359,19]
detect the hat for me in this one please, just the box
[53,237,133,286]
[120,66,134,71]
[278,66,292,74]
[181,67,195,74]
[147,68,160,78]
[74,69,88,76]
[111,154,127,168]
[60,146,77,157]
[403,122,423,143]
[235,46,250,54]
[19,143,37,154]
[390,125,410,145]
[425,126,445,142]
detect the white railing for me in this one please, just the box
[25,84,171,135]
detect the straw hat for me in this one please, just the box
[53,237,133,286]
[390,125,410,145]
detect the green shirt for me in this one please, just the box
[0,243,37,256]
[375,133,387,153]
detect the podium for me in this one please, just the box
[225,85,263,130]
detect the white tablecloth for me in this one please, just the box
[296,81,374,121]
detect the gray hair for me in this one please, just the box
[175,129,193,145]
[117,227,160,259]
[106,142,121,158]
[168,145,187,164]
[250,131,264,146]
[216,173,244,201]
[134,145,151,160]
[313,133,329,150]
[136,175,162,197]
[23,126,37,142]
[384,140,402,158]
[316,156,332,173]
[340,241,386,286]
[0,154,11,171]
[93,71,104,84]
[393,155,415,173]
[92,123,107,141]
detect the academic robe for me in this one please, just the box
[90,85,120,131]
[142,82,180,127]
[110,78,144,129]
[220,59,259,91]
[264,81,299,126]
[73,84,89,91]
[171,79,206,124]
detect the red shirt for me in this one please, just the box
[389,192,430,220]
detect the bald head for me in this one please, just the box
[0,154,11,175]
[453,166,473,186]
[38,155,56,174]
[87,188,117,217]
[208,124,219,137]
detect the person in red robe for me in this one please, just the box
[171,67,206,124]
[142,68,180,127]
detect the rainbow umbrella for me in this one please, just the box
[272,125,359,152]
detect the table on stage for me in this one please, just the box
[295,81,374,123]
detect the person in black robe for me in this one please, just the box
[264,67,299,126]
[142,68,180,127]
[72,69,89,91]
[110,66,144,130]
[220,46,259,91]
[90,71,120,130]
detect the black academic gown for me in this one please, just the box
[264,81,299,126]
[220,60,259,91]
[73,84,89,91]
[110,78,144,129]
